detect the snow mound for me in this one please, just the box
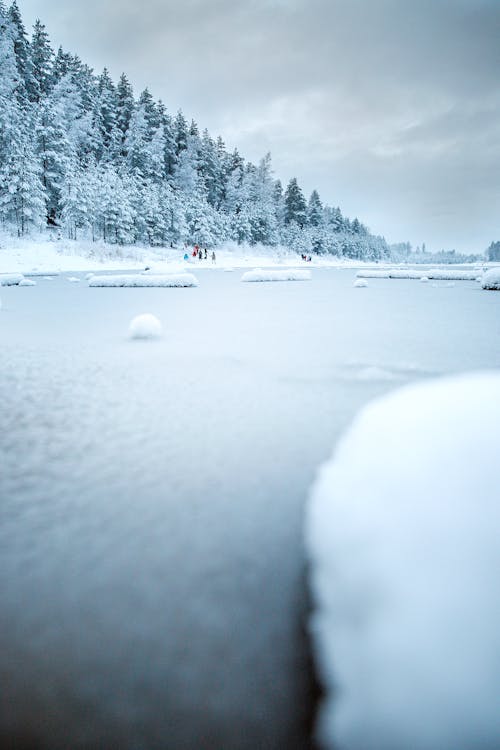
[24,270,60,277]
[19,279,37,287]
[128,313,163,340]
[420,276,429,283]
[357,268,479,281]
[306,372,500,750]
[241,269,312,282]
[353,279,368,288]
[89,274,199,288]
[0,273,24,286]
[85,273,94,280]
[67,276,80,283]
[481,268,500,290]
[427,269,478,281]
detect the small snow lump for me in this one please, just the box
[129,313,163,340]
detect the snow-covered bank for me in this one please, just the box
[89,273,199,288]
[306,372,500,750]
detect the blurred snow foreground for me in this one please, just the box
[306,372,500,750]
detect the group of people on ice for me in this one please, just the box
[183,244,216,263]
[301,254,313,262]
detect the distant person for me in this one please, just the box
[211,251,216,264]
[192,248,197,257]
[204,248,208,260]
[199,250,203,261]
[183,253,189,261]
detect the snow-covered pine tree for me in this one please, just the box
[284,177,307,228]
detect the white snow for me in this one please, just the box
[306,372,500,750]
[18,279,37,287]
[89,273,199,288]
[67,276,80,283]
[128,313,163,340]
[241,269,312,282]
[356,270,390,278]
[357,268,479,281]
[481,268,500,290]
[0,273,24,286]
[420,276,429,283]
[353,279,368,288]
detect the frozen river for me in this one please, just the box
[1,269,498,749]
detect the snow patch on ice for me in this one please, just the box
[241,269,312,282]
[482,268,500,290]
[0,273,24,286]
[353,279,368,288]
[67,276,80,283]
[19,279,37,287]
[306,371,500,750]
[89,274,199,288]
[129,314,163,340]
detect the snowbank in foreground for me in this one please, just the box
[481,268,500,290]
[241,269,311,282]
[89,274,198,288]
[306,372,500,750]
[0,273,24,286]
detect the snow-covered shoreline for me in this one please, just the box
[0,235,493,276]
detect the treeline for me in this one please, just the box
[0,2,389,259]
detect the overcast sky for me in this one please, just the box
[18,0,500,252]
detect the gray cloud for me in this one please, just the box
[18,0,500,251]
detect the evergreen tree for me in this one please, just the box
[307,190,323,227]
[284,177,307,228]
[116,73,134,137]
[31,19,54,100]
[8,0,35,104]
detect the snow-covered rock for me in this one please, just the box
[19,279,37,287]
[241,269,312,282]
[481,268,500,290]
[306,372,500,750]
[128,314,163,340]
[353,279,368,288]
[0,273,24,286]
[89,274,199,288]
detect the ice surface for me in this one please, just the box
[241,269,312,282]
[0,273,24,286]
[1,273,499,749]
[306,372,500,750]
[89,273,199,287]
[129,313,163,340]
[482,268,500,290]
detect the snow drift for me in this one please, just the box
[481,268,500,290]
[306,372,500,750]
[89,273,199,288]
[356,269,479,281]
[241,269,311,282]
[0,273,24,286]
